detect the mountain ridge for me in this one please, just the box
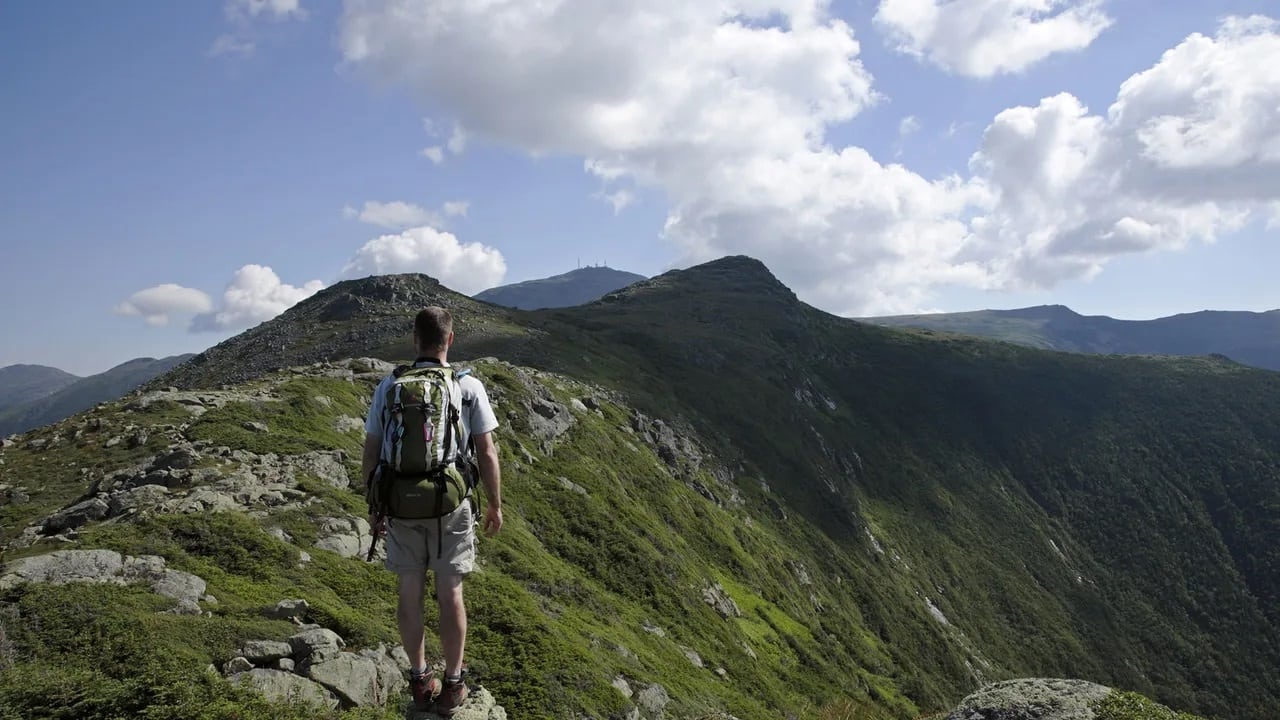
[0,355,194,436]
[5,254,1279,719]
[867,304,1280,370]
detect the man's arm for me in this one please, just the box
[361,433,381,491]
[363,433,384,536]
[473,430,502,536]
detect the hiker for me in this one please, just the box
[361,306,503,715]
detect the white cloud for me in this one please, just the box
[191,265,324,332]
[227,0,305,20]
[874,0,1113,77]
[341,227,506,295]
[899,115,921,137]
[338,4,1280,315]
[345,200,471,229]
[597,188,637,214]
[351,200,442,229]
[209,34,255,57]
[214,0,305,58]
[447,124,468,154]
[421,146,445,164]
[114,284,214,327]
[965,16,1280,288]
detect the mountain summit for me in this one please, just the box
[474,266,647,310]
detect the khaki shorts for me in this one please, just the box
[384,502,476,576]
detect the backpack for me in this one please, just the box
[366,363,478,520]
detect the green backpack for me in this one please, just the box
[366,364,476,521]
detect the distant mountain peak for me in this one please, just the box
[475,266,647,310]
[613,255,797,304]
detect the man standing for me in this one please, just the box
[362,306,503,715]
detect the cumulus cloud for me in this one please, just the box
[114,284,214,327]
[191,265,324,332]
[598,188,637,214]
[966,16,1280,288]
[352,200,442,229]
[226,0,305,20]
[421,146,445,164]
[213,0,305,57]
[341,226,506,295]
[338,4,1280,314]
[345,200,470,229]
[874,0,1113,77]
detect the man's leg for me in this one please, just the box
[397,568,428,672]
[436,573,466,677]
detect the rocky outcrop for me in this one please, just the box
[0,549,207,613]
[701,582,742,619]
[230,668,339,710]
[945,678,1111,720]
[408,686,507,720]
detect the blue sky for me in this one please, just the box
[2,0,1277,375]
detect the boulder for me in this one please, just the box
[636,684,670,717]
[268,598,310,621]
[230,668,338,710]
[289,627,345,664]
[0,549,124,590]
[307,653,382,707]
[945,678,1111,720]
[43,498,110,533]
[238,640,293,664]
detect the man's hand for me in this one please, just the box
[482,505,503,537]
[369,513,386,537]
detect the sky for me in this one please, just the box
[2,0,1278,376]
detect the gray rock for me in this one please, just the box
[680,646,704,668]
[636,684,670,717]
[701,583,741,618]
[336,416,366,434]
[243,421,269,433]
[230,668,338,710]
[152,569,207,605]
[239,640,293,664]
[557,477,588,495]
[945,678,1111,720]
[223,656,254,675]
[358,644,409,700]
[152,449,198,471]
[308,653,382,707]
[269,598,310,621]
[43,498,110,533]
[0,549,124,590]
[277,658,296,672]
[292,451,351,489]
[288,627,345,664]
[570,398,589,413]
[108,485,170,516]
[612,675,634,698]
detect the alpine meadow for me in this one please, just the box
[2,257,1278,720]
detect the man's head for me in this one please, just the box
[414,306,454,360]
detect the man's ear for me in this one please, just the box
[447,331,455,347]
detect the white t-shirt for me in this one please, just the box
[364,360,499,461]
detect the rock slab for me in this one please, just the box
[946,678,1111,720]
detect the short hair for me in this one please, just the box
[414,306,453,351]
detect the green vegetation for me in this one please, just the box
[1093,690,1207,720]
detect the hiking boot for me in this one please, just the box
[433,674,469,717]
[408,669,441,709]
